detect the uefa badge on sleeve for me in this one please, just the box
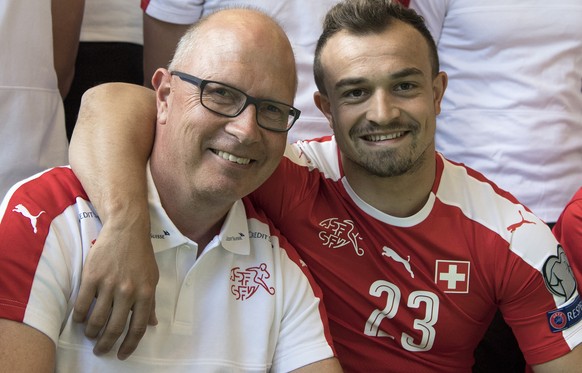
[544,244,582,332]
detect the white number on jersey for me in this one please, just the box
[365,280,439,352]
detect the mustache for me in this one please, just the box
[349,118,419,137]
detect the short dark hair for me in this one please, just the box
[314,0,439,95]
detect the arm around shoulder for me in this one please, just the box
[68,82,159,359]
[69,82,156,224]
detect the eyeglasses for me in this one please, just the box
[170,71,301,132]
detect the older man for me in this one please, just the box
[0,8,340,373]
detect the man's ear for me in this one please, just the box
[314,91,334,129]
[433,71,448,116]
[152,68,172,125]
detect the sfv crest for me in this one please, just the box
[319,217,364,256]
[230,263,275,300]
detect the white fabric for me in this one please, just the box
[0,166,334,372]
[142,0,340,143]
[0,0,68,199]
[80,0,143,44]
[409,0,582,222]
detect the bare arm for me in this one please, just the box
[51,0,85,98]
[532,344,582,372]
[69,82,158,359]
[292,357,343,373]
[143,13,191,87]
[0,319,55,372]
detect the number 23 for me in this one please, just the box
[365,280,439,352]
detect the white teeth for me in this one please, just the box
[216,150,251,165]
[366,132,405,141]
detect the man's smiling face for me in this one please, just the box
[317,21,446,178]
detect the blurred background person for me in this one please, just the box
[64,0,143,141]
[408,0,582,227]
[0,0,82,198]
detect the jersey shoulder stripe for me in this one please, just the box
[0,167,87,321]
[437,154,558,273]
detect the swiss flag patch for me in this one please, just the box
[435,260,470,294]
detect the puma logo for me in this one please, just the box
[507,210,535,233]
[13,204,45,234]
[382,246,414,278]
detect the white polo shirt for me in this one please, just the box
[0,166,335,372]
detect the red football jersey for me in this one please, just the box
[251,137,582,372]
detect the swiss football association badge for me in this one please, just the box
[230,263,276,300]
[435,260,470,293]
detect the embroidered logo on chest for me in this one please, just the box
[230,263,275,300]
[318,217,364,256]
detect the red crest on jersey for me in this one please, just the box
[230,263,276,300]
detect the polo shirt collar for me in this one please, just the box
[146,163,251,256]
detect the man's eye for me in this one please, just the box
[209,87,231,97]
[205,86,239,104]
[395,82,416,91]
[346,89,365,98]
[265,103,284,114]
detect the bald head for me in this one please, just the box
[169,9,298,93]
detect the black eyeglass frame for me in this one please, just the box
[170,71,301,133]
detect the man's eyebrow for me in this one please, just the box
[334,68,425,90]
[391,67,424,80]
[334,77,366,90]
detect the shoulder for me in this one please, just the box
[437,154,556,258]
[288,136,342,180]
[0,167,89,243]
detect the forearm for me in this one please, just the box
[69,82,156,226]
[532,343,582,372]
[143,14,191,87]
[0,319,55,373]
[52,0,85,98]
[292,357,343,372]
[69,83,159,358]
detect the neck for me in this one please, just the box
[167,203,228,251]
[342,151,436,217]
[151,165,232,250]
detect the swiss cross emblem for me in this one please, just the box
[230,263,276,300]
[435,260,470,294]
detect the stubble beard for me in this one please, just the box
[353,143,422,177]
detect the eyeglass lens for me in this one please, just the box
[201,82,294,131]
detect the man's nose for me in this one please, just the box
[365,91,400,126]
[226,104,262,143]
